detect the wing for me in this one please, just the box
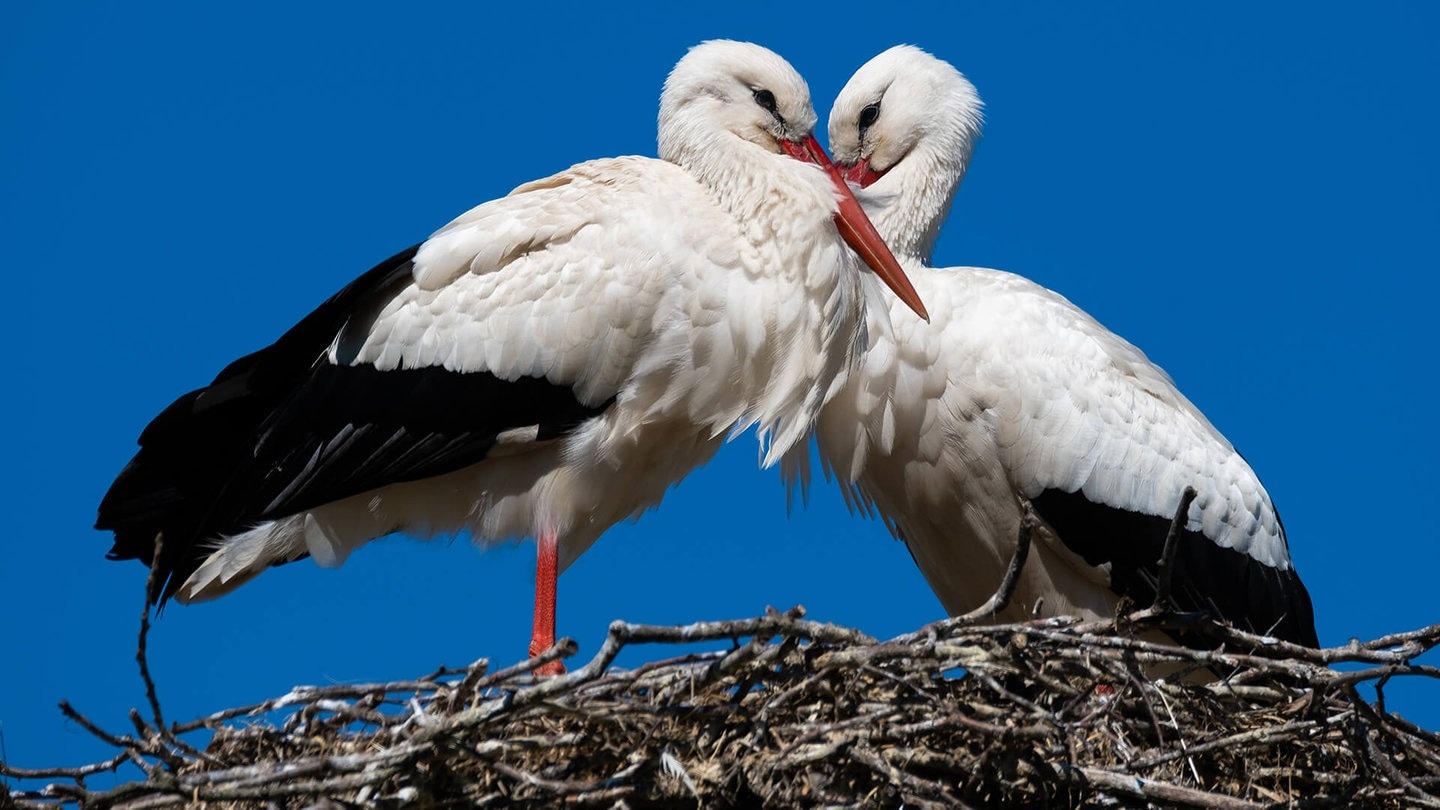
[1029,489,1315,645]
[99,245,431,587]
[960,269,1316,645]
[98,157,701,604]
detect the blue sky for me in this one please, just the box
[5,3,1437,782]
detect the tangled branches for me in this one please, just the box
[5,605,1440,808]
[7,500,1439,807]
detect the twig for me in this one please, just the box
[137,533,167,738]
[1125,719,1328,771]
[0,752,130,781]
[1363,727,1440,809]
[1152,486,1198,612]
[56,701,137,753]
[1058,764,1266,810]
[9,608,1439,807]
[955,499,1036,622]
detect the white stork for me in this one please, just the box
[96,40,926,672]
[798,45,1316,646]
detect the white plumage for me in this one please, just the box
[97,41,923,664]
[798,45,1315,645]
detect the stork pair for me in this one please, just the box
[97,41,1317,674]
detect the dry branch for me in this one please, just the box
[5,606,1440,809]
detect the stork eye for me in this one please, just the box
[859,102,881,132]
[752,89,778,113]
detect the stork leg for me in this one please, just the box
[529,528,565,676]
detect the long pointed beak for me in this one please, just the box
[781,135,928,321]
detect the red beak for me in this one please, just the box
[780,136,928,321]
[842,157,886,189]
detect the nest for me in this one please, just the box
[5,605,1440,809]
[7,508,1439,808]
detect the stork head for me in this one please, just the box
[659,40,927,320]
[659,40,819,160]
[828,45,984,263]
[829,45,984,189]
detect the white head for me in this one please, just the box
[659,40,927,320]
[828,45,984,262]
[659,40,820,165]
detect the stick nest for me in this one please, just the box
[6,607,1440,809]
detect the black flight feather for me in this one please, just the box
[1032,488,1318,647]
[98,244,612,605]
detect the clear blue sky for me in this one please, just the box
[5,2,1437,783]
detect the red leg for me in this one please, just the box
[529,528,565,675]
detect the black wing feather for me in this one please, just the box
[98,244,611,605]
[248,363,609,516]
[1031,489,1318,647]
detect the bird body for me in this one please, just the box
[805,46,1316,645]
[98,42,922,658]
[169,153,861,599]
